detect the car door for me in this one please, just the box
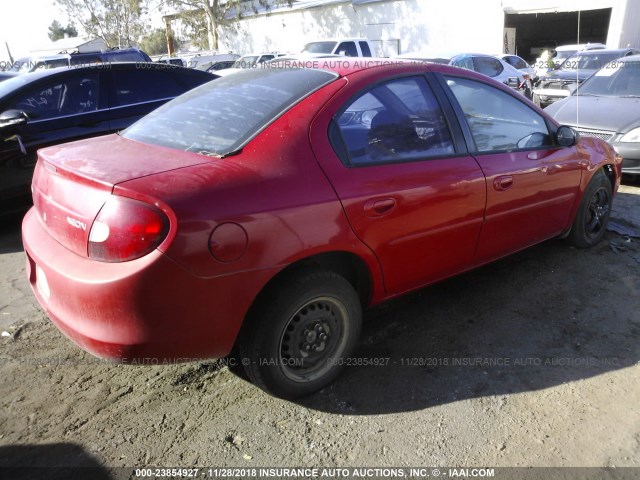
[439,74,583,263]
[0,70,109,213]
[311,74,487,295]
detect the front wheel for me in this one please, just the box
[567,170,612,248]
[239,270,362,399]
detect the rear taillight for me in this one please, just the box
[88,196,169,262]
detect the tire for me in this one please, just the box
[239,270,362,399]
[567,170,612,248]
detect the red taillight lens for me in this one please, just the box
[88,196,169,262]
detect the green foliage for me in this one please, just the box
[55,0,150,48]
[139,28,179,56]
[163,0,292,51]
[48,20,79,41]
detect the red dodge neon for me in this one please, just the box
[22,60,622,398]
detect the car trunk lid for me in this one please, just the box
[31,134,210,257]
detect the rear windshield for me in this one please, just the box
[561,52,627,71]
[123,68,338,156]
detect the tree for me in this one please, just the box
[48,20,79,41]
[164,0,289,51]
[55,0,150,48]
[139,28,179,56]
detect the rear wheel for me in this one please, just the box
[567,170,612,248]
[239,270,362,399]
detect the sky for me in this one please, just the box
[0,0,164,67]
[0,0,64,65]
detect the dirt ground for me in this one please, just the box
[1,182,639,475]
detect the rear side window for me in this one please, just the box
[103,51,145,62]
[175,71,212,89]
[332,76,455,166]
[507,56,528,70]
[444,76,551,152]
[70,55,102,67]
[336,42,358,57]
[111,70,183,107]
[359,42,372,57]
[123,68,337,156]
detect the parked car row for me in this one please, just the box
[544,54,640,176]
[532,47,640,108]
[0,63,215,216]
[398,51,531,97]
[17,57,623,399]
[394,45,639,177]
[7,47,152,73]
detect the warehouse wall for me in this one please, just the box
[217,0,505,57]
[215,0,638,57]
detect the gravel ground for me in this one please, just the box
[1,183,639,476]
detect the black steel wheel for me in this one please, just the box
[239,270,362,399]
[568,170,612,248]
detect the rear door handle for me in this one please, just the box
[493,175,513,191]
[364,198,396,217]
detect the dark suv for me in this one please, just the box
[0,63,215,216]
[9,48,152,73]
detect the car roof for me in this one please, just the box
[0,63,210,98]
[556,43,606,51]
[268,57,517,81]
[574,48,638,56]
[304,38,369,43]
[614,54,640,62]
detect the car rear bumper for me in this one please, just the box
[22,207,276,362]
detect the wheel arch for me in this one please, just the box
[235,250,375,347]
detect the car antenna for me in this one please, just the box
[576,10,581,129]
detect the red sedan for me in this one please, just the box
[22,60,622,398]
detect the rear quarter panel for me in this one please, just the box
[115,78,385,300]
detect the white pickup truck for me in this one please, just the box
[301,38,376,57]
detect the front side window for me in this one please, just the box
[11,73,100,120]
[445,76,551,152]
[332,76,455,165]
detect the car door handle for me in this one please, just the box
[364,198,396,217]
[493,175,513,191]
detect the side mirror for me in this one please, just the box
[0,109,28,130]
[556,125,579,147]
[505,77,519,88]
